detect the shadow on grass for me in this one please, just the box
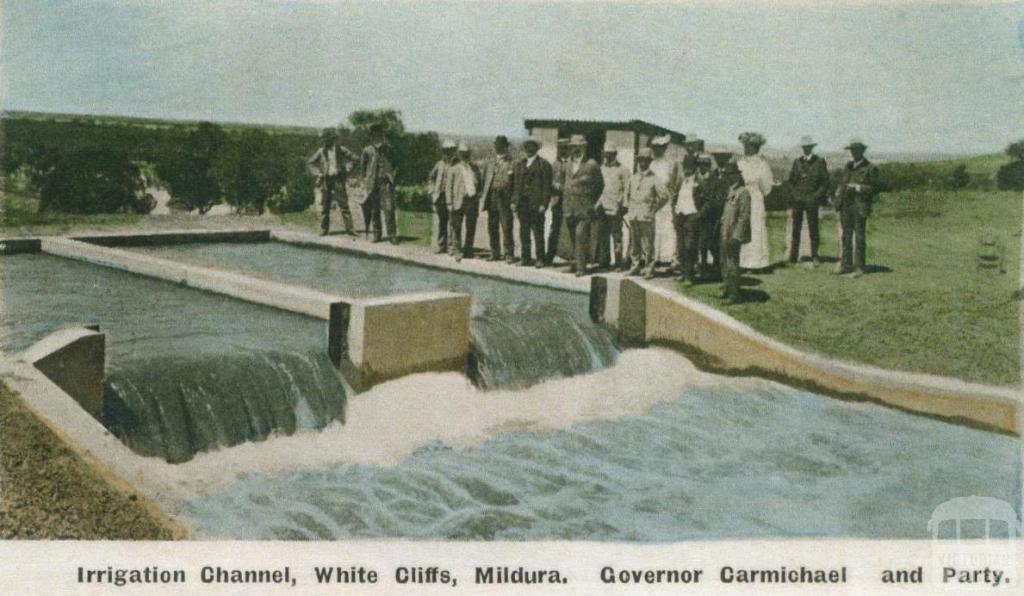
[734,288,770,303]
[864,264,892,274]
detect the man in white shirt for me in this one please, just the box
[306,128,355,236]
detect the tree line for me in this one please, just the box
[0,109,442,215]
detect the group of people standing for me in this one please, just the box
[311,123,880,304]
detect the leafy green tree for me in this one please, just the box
[155,122,227,214]
[35,147,152,214]
[345,109,440,185]
[347,109,405,137]
[1006,140,1024,162]
[211,130,288,214]
[268,165,316,214]
[950,164,970,190]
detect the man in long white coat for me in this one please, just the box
[736,132,773,271]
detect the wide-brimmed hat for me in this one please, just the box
[636,147,654,160]
[651,134,671,146]
[568,134,588,146]
[845,137,867,150]
[441,139,457,150]
[799,135,816,147]
[738,132,766,147]
[603,141,618,153]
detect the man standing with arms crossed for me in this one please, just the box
[359,123,398,244]
[512,138,553,267]
[787,135,830,266]
[480,135,517,263]
[307,128,355,236]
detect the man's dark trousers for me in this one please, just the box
[789,203,820,262]
[487,189,514,259]
[839,199,868,271]
[364,184,396,241]
[674,213,700,280]
[519,209,545,263]
[596,211,624,267]
[565,213,593,271]
[319,176,353,235]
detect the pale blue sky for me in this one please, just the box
[2,1,1023,154]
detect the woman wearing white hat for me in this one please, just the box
[736,132,774,271]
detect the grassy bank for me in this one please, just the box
[678,189,1022,386]
[1,189,433,245]
[0,382,177,539]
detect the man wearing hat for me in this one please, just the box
[359,122,398,243]
[834,138,879,278]
[650,134,683,268]
[545,137,570,266]
[562,134,605,276]
[306,127,356,236]
[511,137,553,266]
[596,141,629,270]
[786,135,830,266]
[719,160,752,303]
[428,139,457,253]
[625,148,669,279]
[695,154,726,280]
[480,135,517,262]
[445,142,481,262]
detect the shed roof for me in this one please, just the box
[524,118,686,143]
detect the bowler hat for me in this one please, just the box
[523,138,540,147]
[845,137,867,150]
[568,134,588,146]
[651,135,671,146]
[494,135,509,146]
[441,139,457,150]
[603,141,618,153]
[636,148,654,159]
[799,135,817,147]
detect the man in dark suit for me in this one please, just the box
[787,135,830,266]
[562,134,604,276]
[512,138,553,267]
[306,128,355,236]
[544,137,569,266]
[480,135,517,262]
[359,123,398,244]
[833,138,880,278]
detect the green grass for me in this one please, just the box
[678,190,1022,385]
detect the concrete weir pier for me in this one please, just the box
[591,275,1024,435]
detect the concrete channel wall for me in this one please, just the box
[38,235,472,390]
[592,275,1024,435]
[22,326,106,420]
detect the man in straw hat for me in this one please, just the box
[445,141,481,262]
[625,148,669,279]
[512,137,553,267]
[786,135,830,266]
[562,134,604,276]
[719,160,752,303]
[480,135,517,263]
[359,122,398,243]
[306,127,355,236]
[833,138,879,278]
[428,139,457,253]
[596,141,629,270]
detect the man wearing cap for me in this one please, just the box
[359,123,398,243]
[307,128,356,236]
[562,134,605,276]
[786,135,830,266]
[480,135,517,263]
[596,142,629,270]
[719,161,752,303]
[445,142,481,262]
[834,138,879,278]
[512,138,553,267]
[428,140,457,253]
[650,134,683,269]
[545,137,570,266]
[625,148,669,279]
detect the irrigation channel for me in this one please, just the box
[1,244,1019,540]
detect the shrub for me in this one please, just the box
[268,167,316,214]
[394,184,433,212]
[155,122,227,214]
[34,148,152,214]
[997,160,1024,191]
[211,130,288,215]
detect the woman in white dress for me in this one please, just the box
[736,132,773,271]
[649,135,679,266]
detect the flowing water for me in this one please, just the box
[1,250,1020,540]
[130,242,618,389]
[0,254,345,462]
